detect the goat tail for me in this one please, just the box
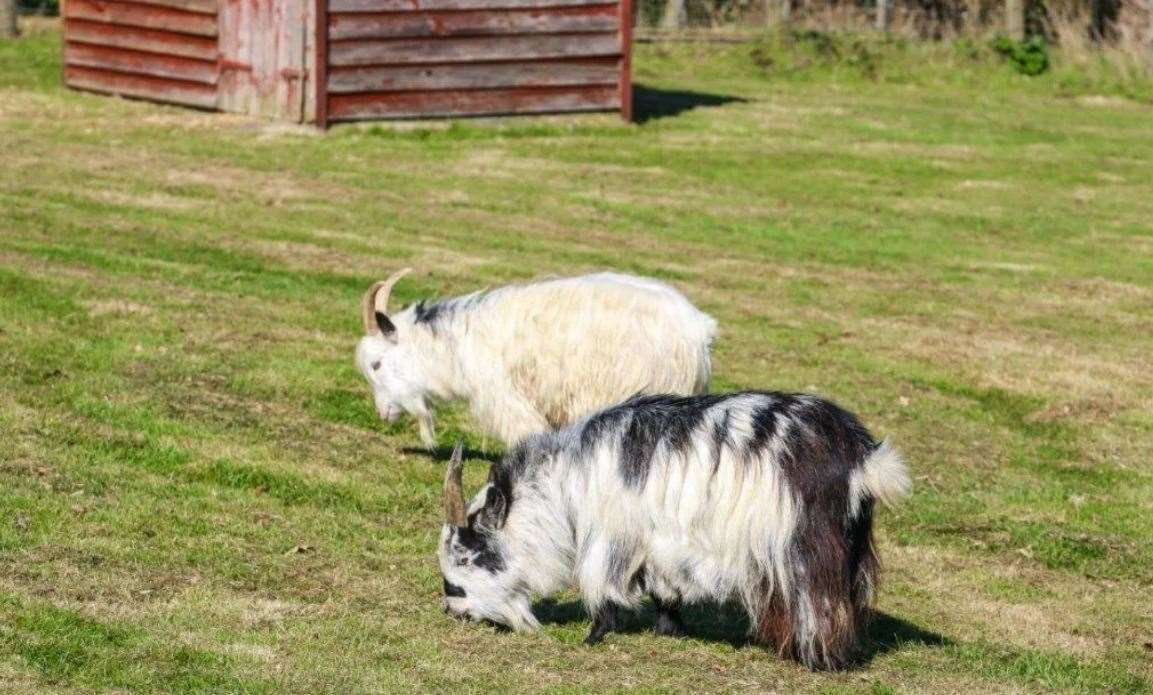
[853,439,911,508]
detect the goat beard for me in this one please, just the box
[499,598,541,633]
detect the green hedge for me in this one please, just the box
[19,0,59,16]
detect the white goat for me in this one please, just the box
[355,270,716,448]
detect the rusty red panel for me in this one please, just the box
[331,0,608,10]
[328,57,617,93]
[66,19,219,60]
[65,64,217,107]
[329,32,620,66]
[316,0,330,127]
[618,0,630,121]
[328,5,618,40]
[66,42,218,83]
[120,0,217,13]
[328,84,619,120]
[66,0,218,37]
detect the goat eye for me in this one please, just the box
[370,360,381,371]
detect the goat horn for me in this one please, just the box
[361,268,412,334]
[444,441,467,527]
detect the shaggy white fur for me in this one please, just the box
[356,272,716,447]
[438,392,911,670]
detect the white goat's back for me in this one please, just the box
[454,273,716,443]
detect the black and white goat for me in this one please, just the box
[437,392,910,671]
[356,270,716,447]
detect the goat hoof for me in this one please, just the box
[654,618,687,638]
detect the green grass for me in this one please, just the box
[2,20,1152,693]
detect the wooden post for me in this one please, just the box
[314,0,328,128]
[876,0,890,32]
[779,0,792,24]
[619,0,632,122]
[1005,0,1024,39]
[0,0,18,39]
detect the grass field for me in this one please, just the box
[2,21,1152,693]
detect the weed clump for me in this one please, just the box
[991,36,1052,75]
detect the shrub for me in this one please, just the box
[18,0,59,15]
[991,36,1052,75]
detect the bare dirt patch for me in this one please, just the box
[84,299,153,317]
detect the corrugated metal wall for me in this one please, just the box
[63,0,221,109]
[320,0,631,123]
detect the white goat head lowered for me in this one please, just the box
[355,268,439,445]
[355,270,717,448]
[437,392,911,671]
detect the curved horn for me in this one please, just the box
[444,442,467,527]
[361,268,412,334]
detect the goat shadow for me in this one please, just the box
[534,598,949,666]
[632,84,748,124]
[402,444,502,465]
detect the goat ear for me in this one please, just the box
[374,311,397,340]
[476,484,508,530]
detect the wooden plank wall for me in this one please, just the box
[218,0,313,122]
[63,0,221,109]
[322,0,630,122]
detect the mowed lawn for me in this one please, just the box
[2,22,1152,693]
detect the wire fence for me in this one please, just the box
[634,0,1153,47]
[10,0,1153,58]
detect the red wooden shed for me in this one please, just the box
[62,0,633,126]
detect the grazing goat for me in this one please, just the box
[437,392,911,671]
[355,270,716,448]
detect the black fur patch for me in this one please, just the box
[455,526,506,573]
[412,300,447,327]
[443,579,467,597]
[660,394,728,454]
[775,395,875,501]
[410,292,485,334]
[619,409,663,488]
[745,398,785,458]
[590,393,729,489]
[710,409,731,477]
[575,392,877,493]
[577,405,629,460]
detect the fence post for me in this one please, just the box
[1,0,18,39]
[1089,0,1103,39]
[876,0,890,31]
[1005,0,1025,40]
[779,0,792,24]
